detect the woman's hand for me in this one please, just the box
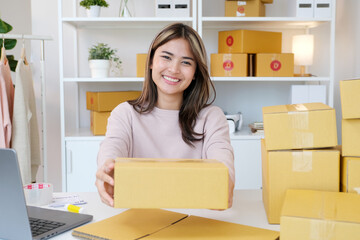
[95,159,115,207]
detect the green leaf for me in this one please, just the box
[0,39,17,50]
[0,19,13,33]
[8,58,18,72]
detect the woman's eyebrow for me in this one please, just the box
[162,51,194,61]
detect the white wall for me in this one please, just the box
[3,0,359,191]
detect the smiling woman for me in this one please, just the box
[95,23,235,209]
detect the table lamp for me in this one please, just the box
[292,34,314,77]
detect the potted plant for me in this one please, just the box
[80,0,109,17]
[88,43,122,78]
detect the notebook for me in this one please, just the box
[0,148,93,240]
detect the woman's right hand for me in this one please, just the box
[95,159,115,207]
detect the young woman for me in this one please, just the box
[96,23,235,208]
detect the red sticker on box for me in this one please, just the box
[91,97,94,104]
[223,60,234,71]
[270,60,281,71]
[226,36,234,47]
[237,6,244,14]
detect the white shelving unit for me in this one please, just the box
[59,0,336,191]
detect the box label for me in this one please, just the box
[226,36,234,47]
[223,60,234,71]
[270,60,281,71]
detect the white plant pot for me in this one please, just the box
[89,60,110,78]
[86,6,101,17]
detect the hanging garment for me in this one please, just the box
[11,58,41,184]
[0,55,15,148]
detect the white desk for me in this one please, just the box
[51,189,280,239]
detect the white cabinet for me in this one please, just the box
[59,0,336,191]
[65,140,100,192]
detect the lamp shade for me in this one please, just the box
[292,35,314,66]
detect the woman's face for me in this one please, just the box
[151,38,196,109]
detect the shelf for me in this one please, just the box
[200,17,331,29]
[211,76,330,82]
[63,77,144,82]
[62,17,194,29]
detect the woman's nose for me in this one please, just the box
[168,61,180,73]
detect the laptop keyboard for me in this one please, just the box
[29,217,65,237]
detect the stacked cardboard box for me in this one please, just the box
[211,29,294,77]
[225,0,273,17]
[280,189,360,239]
[136,53,147,77]
[340,79,360,193]
[262,102,339,224]
[86,91,141,135]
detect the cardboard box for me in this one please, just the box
[114,158,229,209]
[73,209,280,240]
[341,156,360,193]
[281,189,360,240]
[287,0,314,18]
[218,29,282,54]
[342,119,360,157]
[340,79,360,119]
[136,53,147,77]
[261,139,340,224]
[225,0,265,17]
[263,103,337,151]
[314,0,332,18]
[86,91,141,112]
[210,53,248,77]
[255,53,294,77]
[90,111,111,135]
[155,0,190,17]
[291,85,326,104]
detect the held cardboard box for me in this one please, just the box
[225,0,265,17]
[210,53,248,77]
[218,29,282,54]
[255,53,294,77]
[90,111,111,135]
[136,53,147,77]
[261,139,340,224]
[263,103,337,151]
[340,79,360,119]
[281,189,360,240]
[114,158,229,209]
[287,0,314,17]
[86,91,141,112]
[314,0,332,18]
[341,156,360,193]
[342,119,360,157]
[73,209,280,240]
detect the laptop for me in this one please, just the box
[0,149,93,240]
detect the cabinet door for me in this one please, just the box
[231,139,262,189]
[65,140,100,192]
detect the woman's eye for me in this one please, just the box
[182,61,192,66]
[161,55,171,60]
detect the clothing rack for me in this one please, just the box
[2,33,52,182]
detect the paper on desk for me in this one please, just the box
[49,194,86,207]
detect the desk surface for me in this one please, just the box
[52,189,280,239]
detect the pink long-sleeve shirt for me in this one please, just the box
[97,102,235,205]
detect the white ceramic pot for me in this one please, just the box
[86,6,101,17]
[89,59,110,78]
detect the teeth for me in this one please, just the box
[163,75,180,82]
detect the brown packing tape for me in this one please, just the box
[292,151,313,172]
[310,219,336,240]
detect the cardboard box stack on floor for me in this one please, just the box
[224,0,274,17]
[211,29,294,77]
[262,102,340,224]
[340,79,360,193]
[86,91,141,135]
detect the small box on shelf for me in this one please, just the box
[255,53,294,77]
[136,54,147,78]
[225,0,265,17]
[314,0,332,18]
[287,0,314,18]
[210,53,248,77]
[155,0,190,18]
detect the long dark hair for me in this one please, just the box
[128,23,216,146]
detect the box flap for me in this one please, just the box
[72,209,188,239]
[282,189,360,224]
[115,158,226,168]
[263,103,332,114]
[146,215,279,239]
